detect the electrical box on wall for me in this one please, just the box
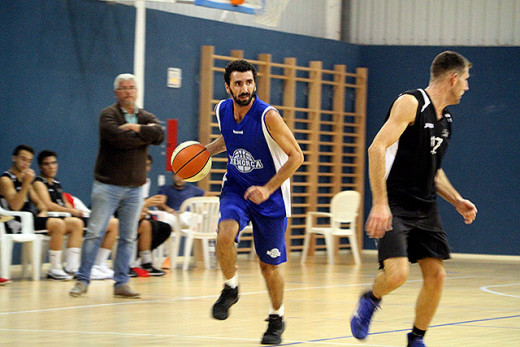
[167,68,182,88]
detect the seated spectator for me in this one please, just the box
[157,173,207,226]
[33,150,119,280]
[129,154,170,277]
[0,145,83,280]
[131,194,170,277]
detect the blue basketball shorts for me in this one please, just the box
[219,192,287,265]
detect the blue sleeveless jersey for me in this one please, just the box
[216,97,291,217]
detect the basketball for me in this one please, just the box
[170,141,212,182]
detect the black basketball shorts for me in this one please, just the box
[377,206,451,269]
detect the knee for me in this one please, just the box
[425,267,446,288]
[138,220,151,235]
[47,218,66,234]
[217,222,238,245]
[259,262,278,277]
[386,268,409,288]
[66,217,84,231]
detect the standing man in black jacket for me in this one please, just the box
[70,73,164,298]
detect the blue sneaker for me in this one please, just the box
[407,332,426,347]
[350,292,380,340]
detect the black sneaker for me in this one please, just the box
[142,263,166,276]
[211,284,239,320]
[261,314,286,345]
[128,268,138,278]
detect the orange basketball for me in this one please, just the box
[230,0,245,5]
[170,141,212,182]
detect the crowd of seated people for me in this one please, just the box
[0,145,207,284]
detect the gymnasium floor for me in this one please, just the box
[1,252,519,346]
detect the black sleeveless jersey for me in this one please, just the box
[0,171,33,212]
[385,89,452,214]
[35,176,65,206]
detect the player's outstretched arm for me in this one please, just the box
[206,135,227,156]
[435,169,477,224]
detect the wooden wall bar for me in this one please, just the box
[198,46,368,258]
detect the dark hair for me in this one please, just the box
[430,51,472,81]
[37,150,57,165]
[13,144,34,156]
[224,60,257,85]
[147,153,153,163]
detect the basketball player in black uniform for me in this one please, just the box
[350,51,478,347]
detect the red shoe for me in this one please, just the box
[0,278,11,286]
[131,267,150,277]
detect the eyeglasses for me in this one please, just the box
[117,86,137,91]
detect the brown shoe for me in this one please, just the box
[114,284,140,299]
[69,281,88,297]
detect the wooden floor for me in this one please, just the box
[1,252,519,346]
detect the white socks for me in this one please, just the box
[224,274,238,289]
[65,247,81,272]
[139,250,152,265]
[270,304,285,317]
[94,247,111,266]
[49,250,63,270]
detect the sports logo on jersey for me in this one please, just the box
[233,130,243,134]
[266,248,281,258]
[424,123,434,129]
[442,129,450,138]
[229,149,263,173]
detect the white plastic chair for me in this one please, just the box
[170,196,220,271]
[301,190,361,265]
[0,206,42,280]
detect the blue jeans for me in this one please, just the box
[77,180,144,287]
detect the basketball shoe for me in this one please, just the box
[350,291,380,339]
[0,277,11,286]
[212,284,239,320]
[407,332,426,347]
[261,314,285,345]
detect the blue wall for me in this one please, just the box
[1,0,518,255]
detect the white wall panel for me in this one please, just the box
[347,0,520,46]
[106,0,520,46]
[107,0,342,40]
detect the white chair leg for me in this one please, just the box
[32,238,42,280]
[202,239,210,269]
[324,233,334,265]
[170,233,181,270]
[183,235,194,271]
[21,243,29,279]
[1,237,14,279]
[301,231,311,264]
[152,244,164,269]
[349,235,361,265]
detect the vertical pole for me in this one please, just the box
[198,46,215,191]
[354,67,368,253]
[134,0,146,107]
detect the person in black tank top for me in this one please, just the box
[0,145,84,281]
[350,52,478,347]
[33,150,120,280]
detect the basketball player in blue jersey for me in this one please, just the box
[206,60,303,345]
[350,52,478,347]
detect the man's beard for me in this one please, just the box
[230,89,255,106]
